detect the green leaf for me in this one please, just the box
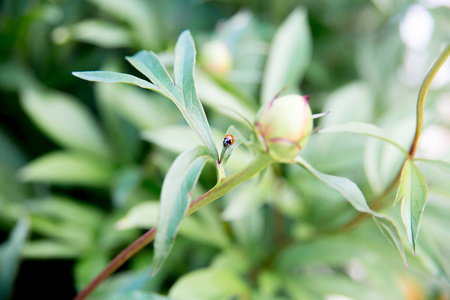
[152,146,214,275]
[394,159,428,255]
[196,70,256,125]
[23,240,84,259]
[220,125,246,166]
[169,267,249,300]
[74,31,219,159]
[109,291,177,300]
[372,217,407,267]
[86,0,162,49]
[72,71,160,91]
[173,30,219,159]
[295,156,407,265]
[0,218,29,300]
[296,156,371,213]
[319,122,408,156]
[21,87,109,157]
[414,158,450,173]
[126,50,180,100]
[112,167,142,208]
[261,7,312,104]
[117,201,229,248]
[69,19,132,48]
[20,151,114,187]
[142,125,224,155]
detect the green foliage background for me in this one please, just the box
[1,0,450,299]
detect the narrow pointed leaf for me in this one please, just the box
[414,158,450,173]
[319,122,408,156]
[261,7,312,104]
[0,219,29,299]
[126,50,180,101]
[72,71,159,91]
[152,146,214,275]
[296,156,371,213]
[173,30,219,159]
[221,126,246,166]
[395,159,428,254]
[74,31,219,159]
[373,216,407,266]
[295,156,407,264]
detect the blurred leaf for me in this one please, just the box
[0,128,26,170]
[222,170,273,221]
[23,240,83,259]
[169,267,249,300]
[0,218,29,300]
[196,70,256,124]
[109,291,176,300]
[211,248,250,275]
[414,158,450,173]
[417,234,450,284]
[277,235,358,270]
[394,159,428,255]
[74,250,109,290]
[88,268,154,300]
[286,274,384,300]
[112,167,142,208]
[116,201,229,248]
[261,7,312,104]
[319,122,408,156]
[87,0,162,49]
[69,19,132,48]
[26,195,103,230]
[152,146,214,275]
[100,83,178,131]
[21,87,109,157]
[364,138,385,194]
[20,151,114,187]
[142,125,224,155]
[321,82,375,126]
[295,156,407,265]
[372,217,406,266]
[115,201,159,230]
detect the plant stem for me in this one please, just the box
[340,44,450,231]
[409,43,450,158]
[73,152,272,300]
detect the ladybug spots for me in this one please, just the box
[223,134,235,147]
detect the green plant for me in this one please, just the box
[71,23,450,299]
[2,2,450,299]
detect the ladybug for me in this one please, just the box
[223,134,235,147]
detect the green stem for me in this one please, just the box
[340,44,450,232]
[409,44,450,158]
[73,151,272,300]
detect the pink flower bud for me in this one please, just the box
[255,95,313,163]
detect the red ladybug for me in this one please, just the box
[223,134,235,147]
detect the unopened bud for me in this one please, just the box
[200,40,232,76]
[255,94,313,163]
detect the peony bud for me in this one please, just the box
[199,40,232,76]
[255,94,313,163]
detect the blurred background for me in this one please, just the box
[1,0,450,299]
